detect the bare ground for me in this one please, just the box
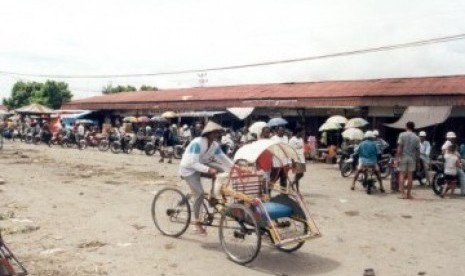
[1,141,464,276]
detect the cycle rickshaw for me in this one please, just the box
[151,140,321,264]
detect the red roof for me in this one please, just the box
[0,105,7,111]
[63,75,465,110]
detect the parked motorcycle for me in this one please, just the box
[62,132,85,150]
[51,131,66,146]
[110,134,133,154]
[98,130,119,152]
[133,134,158,156]
[80,131,106,150]
[431,158,465,195]
[32,130,52,146]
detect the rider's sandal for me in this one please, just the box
[192,225,207,236]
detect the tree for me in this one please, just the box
[139,85,158,91]
[2,80,73,109]
[102,84,137,94]
[101,84,158,94]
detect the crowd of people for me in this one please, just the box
[2,115,464,202]
[344,121,465,199]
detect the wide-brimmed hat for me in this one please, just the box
[201,121,224,136]
[364,130,375,139]
[446,131,456,138]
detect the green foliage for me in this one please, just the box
[102,84,137,94]
[2,80,73,109]
[139,85,158,91]
[102,84,158,94]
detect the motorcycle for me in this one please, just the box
[80,131,106,150]
[358,166,378,194]
[51,131,66,146]
[62,132,85,150]
[341,154,357,177]
[110,133,133,154]
[341,153,390,178]
[98,130,119,152]
[431,158,465,195]
[133,134,158,156]
[32,129,52,146]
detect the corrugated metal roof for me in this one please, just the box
[63,75,465,110]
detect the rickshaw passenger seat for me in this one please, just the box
[262,202,293,220]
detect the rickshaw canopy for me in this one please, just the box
[234,139,300,164]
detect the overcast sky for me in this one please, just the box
[1,0,465,101]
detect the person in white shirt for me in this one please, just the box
[419,131,431,162]
[441,144,461,198]
[419,131,431,179]
[441,131,457,154]
[181,124,192,140]
[179,121,233,234]
[441,131,465,195]
[289,127,306,192]
[270,126,289,188]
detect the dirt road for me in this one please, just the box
[1,141,464,275]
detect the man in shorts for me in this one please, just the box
[396,121,420,199]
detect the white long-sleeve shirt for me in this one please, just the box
[420,140,431,160]
[289,136,305,163]
[271,135,289,167]
[179,137,234,177]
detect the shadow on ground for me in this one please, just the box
[198,241,340,275]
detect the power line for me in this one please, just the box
[0,33,464,79]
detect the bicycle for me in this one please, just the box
[151,187,216,237]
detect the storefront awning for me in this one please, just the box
[176,111,226,118]
[385,106,452,129]
[227,107,255,120]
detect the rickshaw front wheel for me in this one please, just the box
[151,187,191,237]
[219,203,261,265]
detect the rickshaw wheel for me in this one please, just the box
[151,187,191,237]
[219,203,261,265]
[275,218,308,253]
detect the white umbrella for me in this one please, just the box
[161,111,177,118]
[326,115,347,125]
[248,121,267,136]
[318,121,342,132]
[342,128,364,141]
[345,118,369,129]
[234,140,300,163]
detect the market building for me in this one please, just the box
[62,75,465,153]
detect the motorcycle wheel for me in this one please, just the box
[432,173,445,195]
[379,165,390,179]
[123,144,133,154]
[98,141,110,152]
[110,142,122,154]
[341,163,354,177]
[25,135,33,144]
[173,146,183,159]
[79,140,87,150]
[144,144,156,156]
[33,137,41,145]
